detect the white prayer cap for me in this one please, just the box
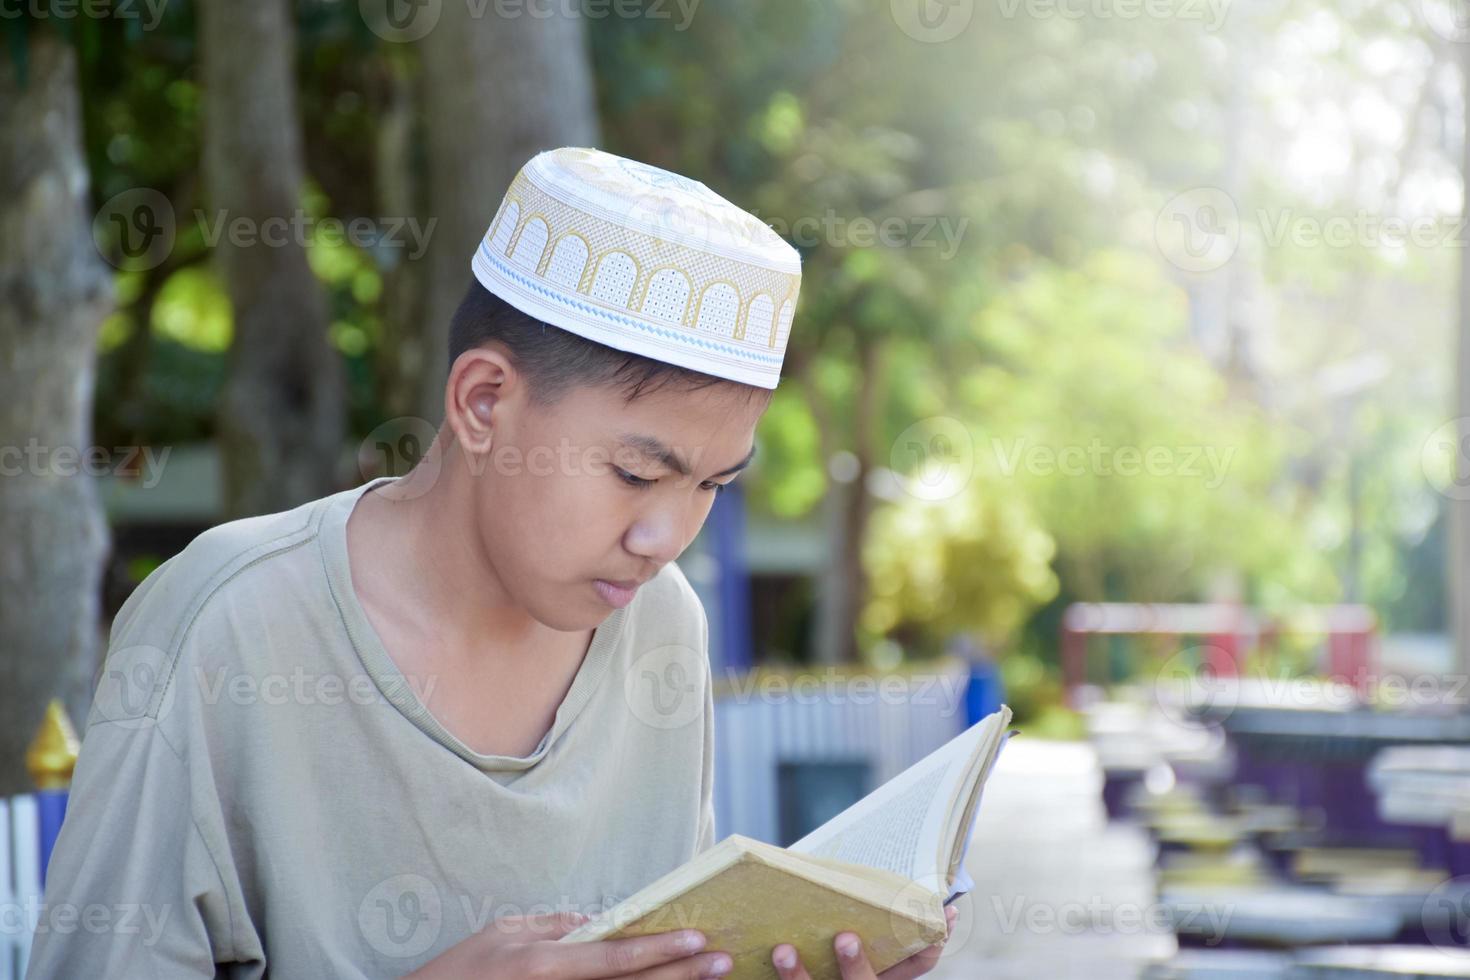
[471,147,801,390]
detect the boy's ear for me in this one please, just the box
[444,347,515,456]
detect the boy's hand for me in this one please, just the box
[769,904,958,980]
[402,910,735,979]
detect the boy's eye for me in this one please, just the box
[615,469,729,495]
[616,469,655,489]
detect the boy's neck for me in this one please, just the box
[349,462,579,665]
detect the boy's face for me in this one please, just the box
[454,362,769,632]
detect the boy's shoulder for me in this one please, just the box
[90,489,345,730]
[115,490,335,639]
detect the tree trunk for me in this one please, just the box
[373,53,425,422]
[811,336,886,665]
[0,31,113,794]
[413,5,600,423]
[200,0,345,518]
[1453,38,1470,675]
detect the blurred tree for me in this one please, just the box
[200,0,344,517]
[0,25,114,793]
[412,5,600,423]
[963,251,1338,609]
[1455,38,1470,672]
[863,466,1060,655]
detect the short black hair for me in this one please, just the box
[447,279,776,408]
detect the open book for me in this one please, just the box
[560,706,1014,979]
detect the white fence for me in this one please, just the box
[712,662,971,843]
[0,794,41,980]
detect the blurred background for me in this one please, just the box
[9,0,1470,976]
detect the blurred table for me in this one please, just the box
[1288,946,1470,978]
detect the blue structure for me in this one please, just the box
[705,480,754,672]
[36,790,67,885]
[965,658,1004,726]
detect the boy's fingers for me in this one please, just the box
[876,943,944,980]
[834,933,880,980]
[772,943,813,980]
[528,928,712,978]
[632,950,735,979]
[877,906,956,979]
[489,910,589,942]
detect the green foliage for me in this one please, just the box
[963,250,1340,610]
[863,467,1059,649]
[151,267,230,351]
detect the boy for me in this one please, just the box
[26,147,954,979]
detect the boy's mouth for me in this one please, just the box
[593,579,640,608]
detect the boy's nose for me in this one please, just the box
[626,509,695,566]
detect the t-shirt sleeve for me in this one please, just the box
[24,720,242,979]
[25,555,258,979]
[694,602,717,855]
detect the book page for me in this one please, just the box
[787,712,1005,888]
[942,727,1014,902]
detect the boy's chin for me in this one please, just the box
[521,587,616,633]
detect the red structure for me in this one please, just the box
[1060,602,1379,706]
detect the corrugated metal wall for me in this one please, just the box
[712,665,970,844]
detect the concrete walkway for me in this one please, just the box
[930,740,1172,979]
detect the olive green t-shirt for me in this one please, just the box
[25,476,716,979]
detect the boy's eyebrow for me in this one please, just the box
[618,434,756,478]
